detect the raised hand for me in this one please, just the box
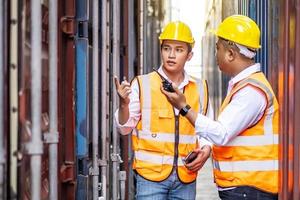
[160,83,186,110]
[184,145,211,172]
[114,76,131,106]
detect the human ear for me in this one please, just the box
[187,51,193,61]
[227,48,236,62]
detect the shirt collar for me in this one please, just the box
[158,66,195,89]
[229,63,261,87]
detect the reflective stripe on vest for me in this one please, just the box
[132,130,197,144]
[140,75,151,130]
[226,134,278,146]
[213,72,279,193]
[133,72,209,183]
[135,151,185,166]
[213,160,279,172]
[237,78,276,137]
[196,79,209,115]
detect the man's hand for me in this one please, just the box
[160,83,186,110]
[185,145,211,172]
[114,76,131,125]
[114,76,131,106]
[161,82,198,125]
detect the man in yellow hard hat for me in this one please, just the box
[114,21,213,199]
[161,15,279,200]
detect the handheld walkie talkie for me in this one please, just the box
[153,68,175,93]
[183,151,198,165]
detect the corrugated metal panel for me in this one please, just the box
[278,0,300,199]
[75,38,90,199]
[18,2,50,199]
[75,42,89,157]
[75,0,90,198]
[258,0,269,75]
[58,0,76,198]
[239,0,269,75]
[1,0,9,199]
[119,1,131,199]
[238,0,280,120]
[267,0,279,95]
[8,0,18,199]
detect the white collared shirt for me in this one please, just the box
[115,66,213,147]
[195,63,267,146]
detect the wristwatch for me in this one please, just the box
[179,104,191,116]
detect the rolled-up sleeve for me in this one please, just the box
[114,79,141,135]
[114,109,140,135]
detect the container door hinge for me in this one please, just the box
[60,16,76,37]
[60,162,75,183]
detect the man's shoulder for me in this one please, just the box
[188,75,207,87]
[187,74,205,82]
[136,71,161,82]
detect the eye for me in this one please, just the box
[176,48,184,53]
[162,46,170,51]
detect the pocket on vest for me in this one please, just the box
[135,157,163,173]
[137,131,166,153]
[135,131,166,173]
[134,148,164,173]
[151,109,173,132]
[212,146,234,181]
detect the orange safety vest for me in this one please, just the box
[212,72,279,193]
[132,71,209,183]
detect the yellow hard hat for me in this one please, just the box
[214,15,261,49]
[159,21,195,48]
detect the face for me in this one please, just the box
[161,40,193,74]
[215,38,232,74]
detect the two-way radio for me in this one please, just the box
[153,68,175,93]
[183,151,198,165]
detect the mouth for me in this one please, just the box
[166,61,176,66]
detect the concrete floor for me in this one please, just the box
[196,157,220,200]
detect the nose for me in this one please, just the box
[168,48,176,58]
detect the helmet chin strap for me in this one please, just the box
[235,43,257,59]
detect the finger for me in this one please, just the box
[160,85,167,95]
[161,84,174,95]
[188,151,210,171]
[124,88,132,95]
[194,148,204,154]
[185,152,201,168]
[193,148,202,153]
[114,76,121,89]
[185,159,198,169]
[119,83,131,92]
[192,163,205,172]
[188,159,204,171]
[121,80,130,87]
[187,163,200,172]
[120,76,130,86]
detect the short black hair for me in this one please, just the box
[219,38,239,52]
[219,37,256,60]
[160,41,192,53]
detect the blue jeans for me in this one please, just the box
[135,170,196,200]
[218,186,278,200]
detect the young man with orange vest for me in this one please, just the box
[161,15,279,200]
[114,21,213,199]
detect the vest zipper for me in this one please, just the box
[174,115,179,168]
[174,87,185,170]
